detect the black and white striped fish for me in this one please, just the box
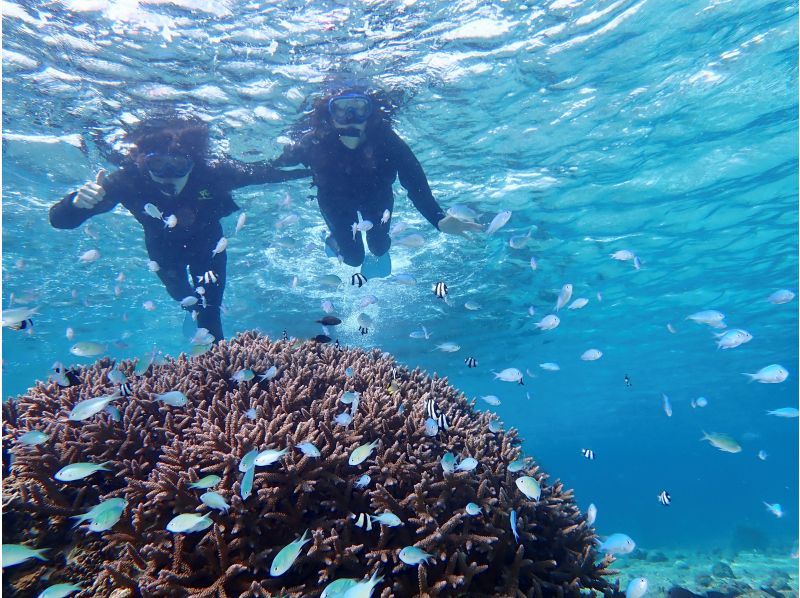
[581,448,595,460]
[351,273,367,287]
[358,326,369,335]
[9,318,33,331]
[425,398,439,419]
[464,357,477,368]
[351,512,373,530]
[118,383,133,397]
[657,490,671,506]
[282,329,289,341]
[436,412,450,432]
[432,281,448,299]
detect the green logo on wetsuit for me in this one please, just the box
[197,189,211,200]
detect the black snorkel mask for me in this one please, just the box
[144,153,194,196]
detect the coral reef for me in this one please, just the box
[3,331,622,597]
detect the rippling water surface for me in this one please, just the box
[3,0,797,555]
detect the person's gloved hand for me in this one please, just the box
[437,214,483,238]
[72,170,106,209]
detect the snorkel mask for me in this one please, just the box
[144,152,194,196]
[328,92,373,149]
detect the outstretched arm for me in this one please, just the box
[215,152,310,190]
[393,134,446,229]
[49,169,123,229]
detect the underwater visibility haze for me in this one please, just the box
[2,0,798,596]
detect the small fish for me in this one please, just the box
[88,499,127,532]
[357,313,373,328]
[424,418,439,436]
[245,408,257,419]
[465,502,482,516]
[18,430,49,446]
[515,476,541,500]
[389,221,408,236]
[440,452,457,474]
[105,405,121,421]
[2,544,48,568]
[714,328,753,349]
[433,281,448,299]
[211,237,228,256]
[353,219,373,233]
[447,204,477,221]
[764,502,783,518]
[70,341,106,357]
[358,326,369,335]
[54,461,111,482]
[65,327,75,340]
[235,212,247,234]
[340,391,360,405]
[464,301,481,310]
[610,249,636,261]
[667,323,677,333]
[354,474,371,488]
[107,369,126,385]
[335,413,353,426]
[349,440,379,466]
[686,310,726,327]
[166,512,212,534]
[578,344,601,361]
[510,509,520,543]
[394,233,425,248]
[316,315,342,326]
[581,448,595,460]
[147,260,160,272]
[295,442,320,457]
[321,578,359,598]
[69,393,119,421]
[163,214,177,228]
[321,300,335,313]
[624,374,632,387]
[352,512,373,531]
[155,391,188,407]
[239,449,258,472]
[633,256,642,270]
[662,394,673,417]
[381,209,391,224]
[351,272,367,287]
[555,283,573,311]
[142,300,157,311]
[493,368,523,384]
[371,512,402,527]
[241,465,255,499]
[200,491,230,513]
[766,407,798,418]
[568,297,588,310]
[464,357,477,368]
[586,503,597,526]
[180,295,198,307]
[389,273,417,285]
[410,325,431,339]
[598,533,636,555]
[480,395,501,406]
[232,369,255,383]
[78,249,100,263]
[318,274,343,288]
[534,314,560,330]
[435,342,460,352]
[143,203,163,219]
[693,396,708,408]
[315,334,333,343]
[456,457,478,472]
[658,490,671,506]
[196,270,218,285]
[7,317,33,331]
[398,546,434,566]
[259,366,278,381]
[626,577,648,598]
[700,431,741,453]
[486,210,511,234]
[758,450,768,461]
[743,364,789,384]
[37,582,84,598]
[508,458,529,473]
[270,529,311,576]
[530,257,538,271]
[358,294,378,308]
[254,447,288,467]
[276,213,300,229]
[767,289,795,304]
[189,475,221,489]
[487,420,503,433]
[509,229,532,249]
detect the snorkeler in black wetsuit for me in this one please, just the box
[49,116,309,342]
[272,87,481,276]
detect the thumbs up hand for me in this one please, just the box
[72,169,107,209]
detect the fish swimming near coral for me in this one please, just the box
[270,529,311,576]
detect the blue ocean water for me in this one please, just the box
[2,0,797,577]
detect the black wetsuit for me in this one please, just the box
[49,158,308,341]
[274,127,446,267]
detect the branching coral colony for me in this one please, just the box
[3,331,622,597]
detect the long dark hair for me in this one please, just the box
[124,115,210,163]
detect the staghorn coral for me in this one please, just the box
[2,331,623,597]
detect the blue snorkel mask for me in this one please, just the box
[328,92,373,125]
